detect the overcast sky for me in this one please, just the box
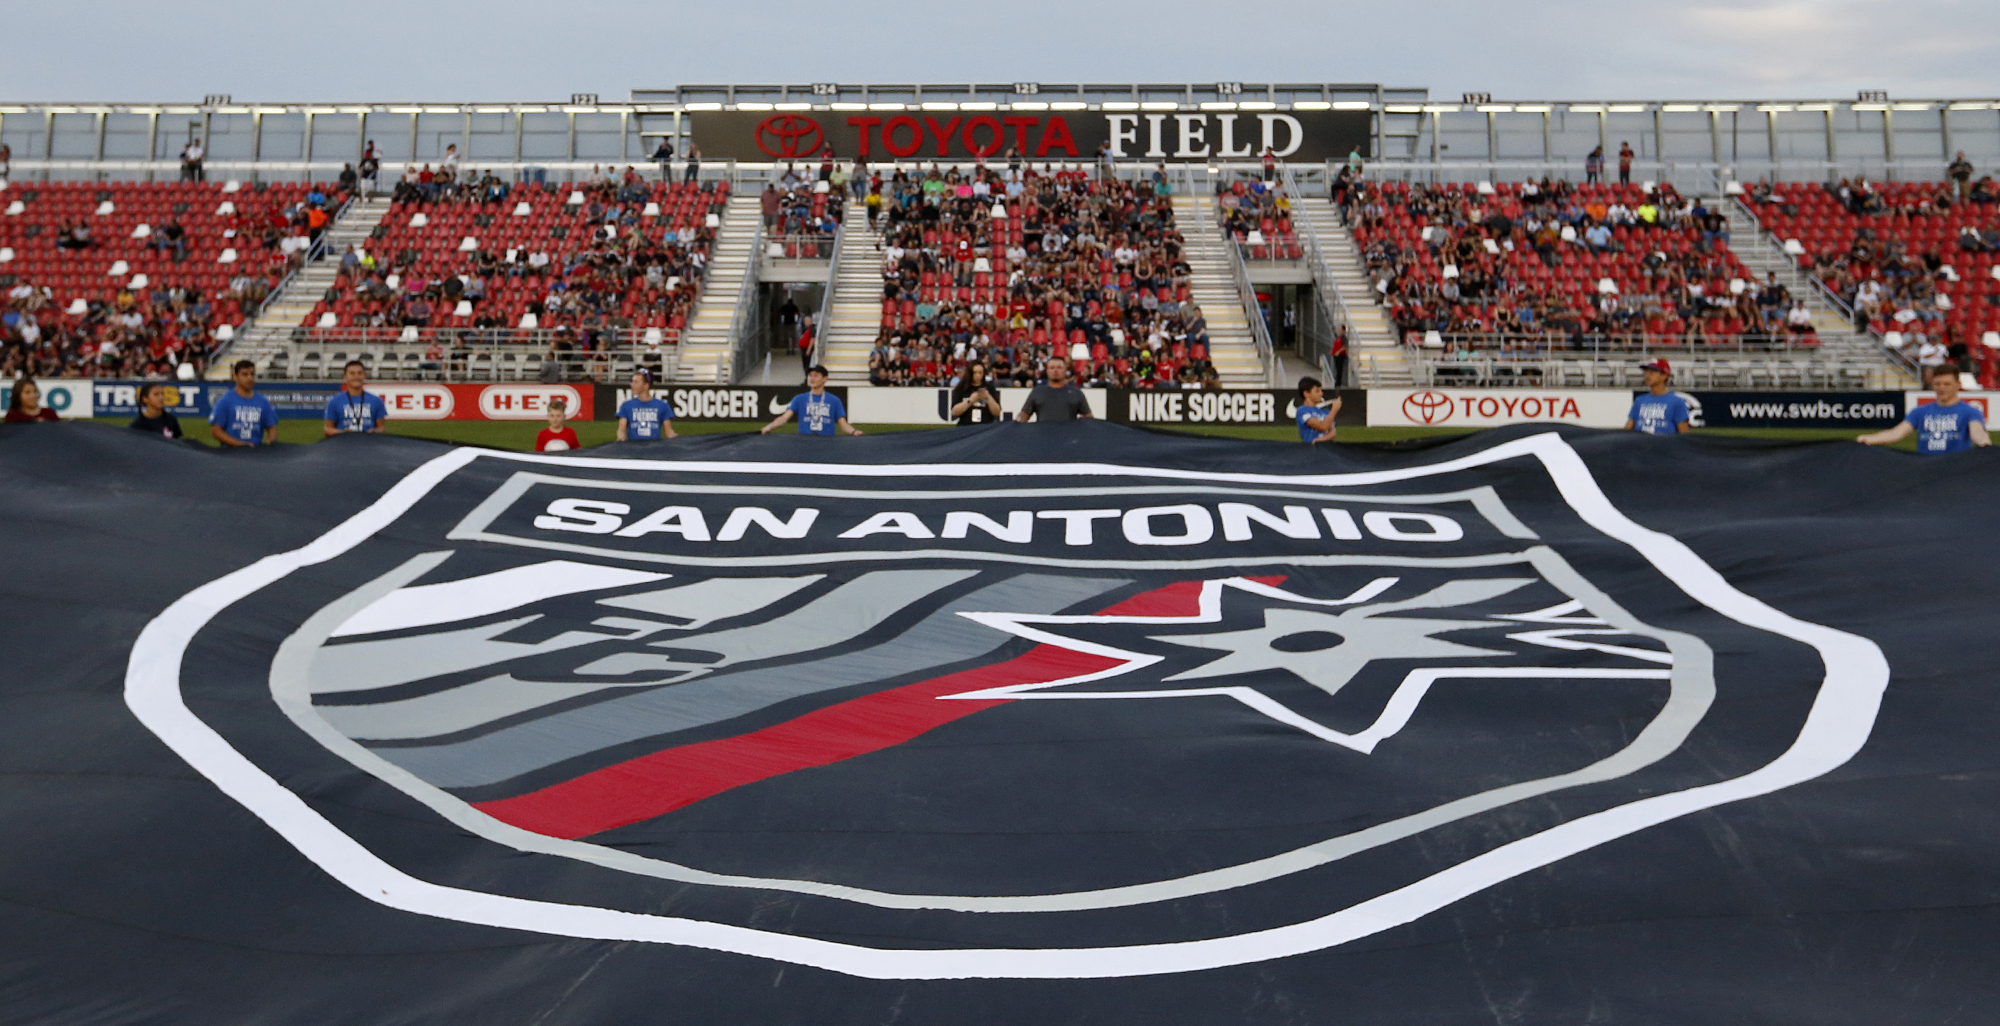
[4,0,1996,103]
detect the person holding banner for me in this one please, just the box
[323,361,389,436]
[1859,373,1991,453]
[1295,376,1340,444]
[761,366,862,437]
[128,382,185,438]
[209,361,280,447]
[1625,359,1691,435]
[4,378,60,424]
[616,370,677,442]
[536,397,581,452]
[2,378,58,422]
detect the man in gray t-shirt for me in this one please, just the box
[1016,356,1094,422]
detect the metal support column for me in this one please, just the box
[1882,109,1895,180]
[146,111,159,182]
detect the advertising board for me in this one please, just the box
[691,109,1372,164]
[1367,389,1632,429]
[1675,392,1903,429]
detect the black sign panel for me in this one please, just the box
[1111,387,1367,427]
[1666,391,1904,428]
[598,384,848,422]
[691,110,1372,163]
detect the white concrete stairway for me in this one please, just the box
[673,192,760,382]
[1171,194,1268,386]
[822,216,882,383]
[222,196,394,377]
[1722,201,1918,389]
[1294,197,1412,386]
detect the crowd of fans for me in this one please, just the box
[311,168,720,368]
[1217,179,1304,260]
[865,164,1219,389]
[1342,178,1794,355]
[761,162,845,257]
[0,181,345,381]
[1742,171,2000,386]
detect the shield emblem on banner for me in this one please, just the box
[126,434,1885,980]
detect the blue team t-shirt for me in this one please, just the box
[617,396,675,440]
[787,391,846,435]
[1628,392,1691,435]
[1906,400,1985,454]
[324,390,389,433]
[1296,402,1333,443]
[209,389,279,446]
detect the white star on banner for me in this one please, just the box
[946,577,1671,754]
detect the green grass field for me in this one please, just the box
[108,417,1915,451]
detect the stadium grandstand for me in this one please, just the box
[4,85,1999,392]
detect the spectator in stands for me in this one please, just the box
[536,396,580,452]
[4,377,59,424]
[180,139,205,182]
[651,137,674,180]
[1585,146,1604,185]
[1016,356,1090,422]
[1617,143,1633,185]
[1860,372,1989,452]
[128,382,184,438]
[684,146,701,184]
[0,142,9,179]
[1295,376,1339,444]
[209,360,278,447]
[1949,152,1975,203]
[1625,359,1690,434]
[615,369,677,441]
[324,360,388,436]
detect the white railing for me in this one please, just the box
[266,329,680,382]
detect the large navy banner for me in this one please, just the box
[0,422,1991,1024]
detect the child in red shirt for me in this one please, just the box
[535,397,581,452]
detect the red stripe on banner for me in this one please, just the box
[472,576,1280,839]
[473,644,1121,839]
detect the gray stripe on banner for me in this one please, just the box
[374,573,1127,789]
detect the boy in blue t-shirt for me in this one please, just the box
[1860,373,1991,453]
[616,370,677,441]
[1625,359,1691,435]
[1294,375,1340,443]
[761,366,864,436]
[323,359,389,435]
[208,359,279,447]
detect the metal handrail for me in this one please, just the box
[723,207,764,383]
[253,191,354,322]
[1179,163,1277,387]
[1283,166,1359,384]
[814,215,847,354]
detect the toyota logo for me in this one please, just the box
[1401,390,1454,425]
[755,115,824,159]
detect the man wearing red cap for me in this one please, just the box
[1625,358,1690,434]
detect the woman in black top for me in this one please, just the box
[949,362,1003,425]
[128,382,185,438]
